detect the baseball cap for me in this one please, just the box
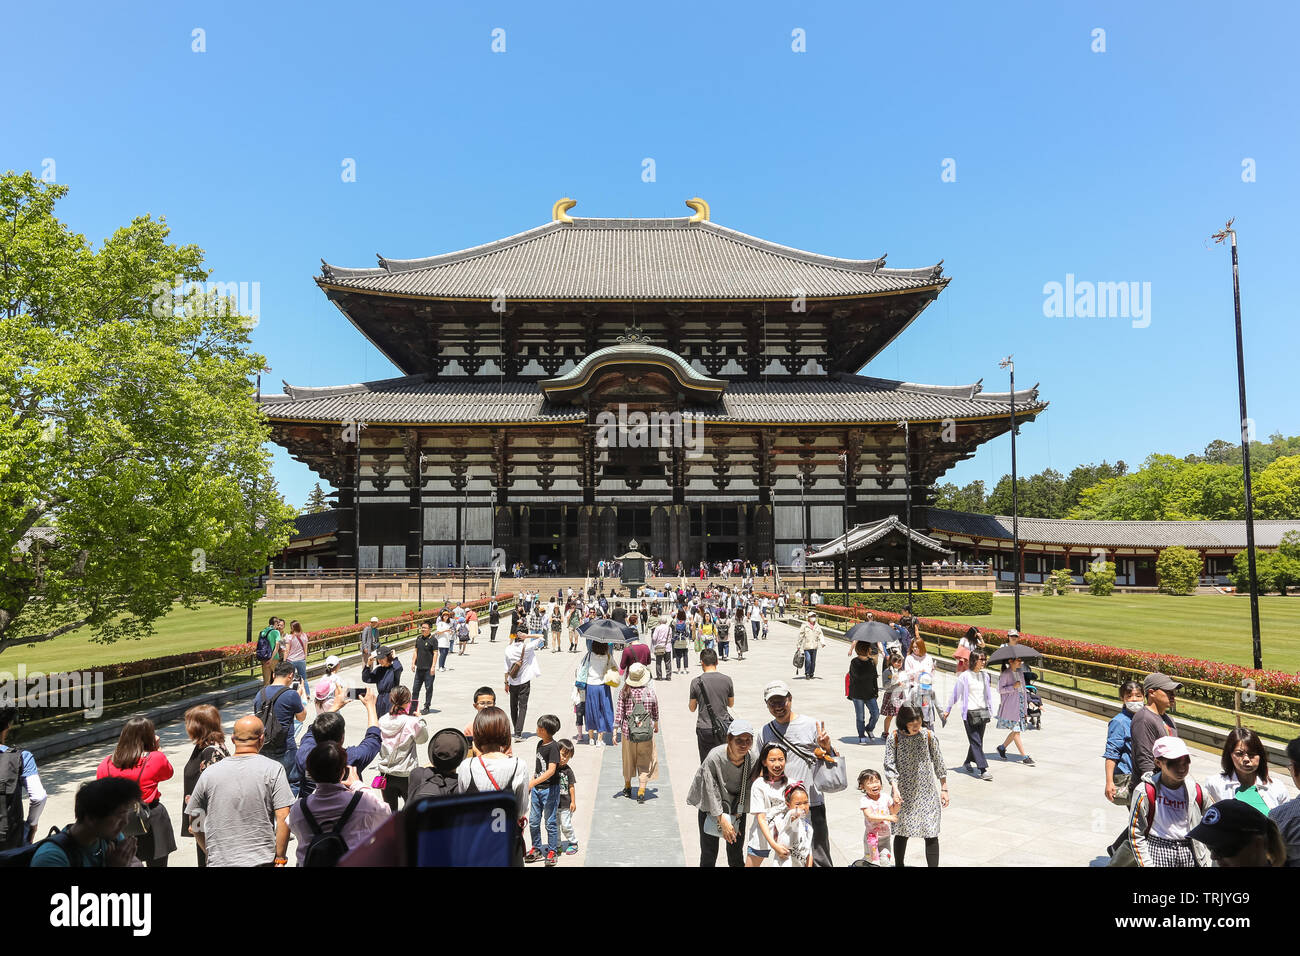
[1152,736,1190,761]
[323,655,340,669]
[728,718,755,737]
[376,645,394,659]
[370,616,379,623]
[763,680,792,701]
[1143,672,1182,693]
[1189,800,1271,857]
[1006,629,1019,638]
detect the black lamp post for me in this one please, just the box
[898,419,913,614]
[839,450,850,600]
[1212,220,1263,670]
[417,451,425,612]
[999,357,1021,632]
[352,420,366,626]
[247,366,269,648]
[800,471,808,591]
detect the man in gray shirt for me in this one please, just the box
[187,715,294,867]
[759,680,839,868]
[1130,672,1180,782]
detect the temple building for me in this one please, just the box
[261,199,1045,575]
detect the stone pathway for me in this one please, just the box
[27,611,1269,866]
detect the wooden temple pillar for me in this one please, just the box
[334,439,357,570]
[403,432,422,571]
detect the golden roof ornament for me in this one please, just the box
[685,197,710,222]
[552,197,577,222]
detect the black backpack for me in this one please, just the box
[0,750,25,850]
[407,766,460,802]
[255,626,275,662]
[299,791,364,867]
[0,826,81,868]
[256,686,291,756]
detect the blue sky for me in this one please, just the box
[4,1,1297,509]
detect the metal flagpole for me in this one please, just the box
[417,451,425,612]
[839,450,850,601]
[1212,220,1263,670]
[999,357,1021,632]
[353,421,366,625]
[898,420,913,614]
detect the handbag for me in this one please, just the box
[792,648,805,670]
[121,760,153,838]
[767,721,848,794]
[969,707,991,723]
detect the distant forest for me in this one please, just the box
[932,433,1300,521]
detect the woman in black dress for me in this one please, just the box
[181,705,229,867]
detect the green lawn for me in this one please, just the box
[11,601,442,675]
[944,593,1300,673]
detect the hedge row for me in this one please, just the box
[819,590,993,617]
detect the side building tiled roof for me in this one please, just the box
[291,510,339,540]
[261,374,1045,425]
[318,216,947,300]
[925,508,1300,549]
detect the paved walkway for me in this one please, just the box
[29,613,1268,866]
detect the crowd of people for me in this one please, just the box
[2,586,1297,869]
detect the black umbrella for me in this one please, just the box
[986,643,1041,664]
[582,617,630,649]
[844,621,896,646]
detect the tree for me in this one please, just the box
[305,482,330,514]
[1156,546,1202,595]
[0,171,295,655]
[1230,549,1278,595]
[933,480,986,513]
[1084,560,1117,596]
[1255,456,1300,519]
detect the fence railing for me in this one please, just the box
[796,608,1300,740]
[11,600,516,744]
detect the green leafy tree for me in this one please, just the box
[933,480,986,512]
[1255,456,1300,519]
[1230,549,1278,594]
[1084,560,1117,596]
[305,482,330,514]
[1156,546,1202,595]
[0,171,295,655]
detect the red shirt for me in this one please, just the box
[96,750,175,804]
[619,642,652,674]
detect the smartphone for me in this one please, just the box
[346,686,366,701]
[405,793,518,867]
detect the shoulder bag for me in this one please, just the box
[766,720,848,794]
[702,751,752,838]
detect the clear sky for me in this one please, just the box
[4,1,1296,509]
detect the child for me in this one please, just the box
[858,769,899,865]
[880,652,906,738]
[1122,736,1210,868]
[556,739,579,855]
[526,714,563,866]
[765,783,814,868]
[572,681,586,741]
[464,686,499,757]
[745,743,788,867]
[718,614,731,662]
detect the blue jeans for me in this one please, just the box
[529,785,560,854]
[751,621,761,642]
[437,646,451,669]
[804,649,818,678]
[290,660,309,697]
[279,749,301,797]
[852,697,880,738]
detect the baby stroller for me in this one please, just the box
[1023,667,1043,730]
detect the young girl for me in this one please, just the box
[745,743,789,867]
[312,655,347,714]
[717,610,731,661]
[376,687,429,813]
[880,653,907,737]
[765,783,815,868]
[858,769,899,865]
[732,606,748,661]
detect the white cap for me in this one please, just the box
[324,655,341,669]
[370,616,379,623]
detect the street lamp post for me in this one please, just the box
[248,367,269,648]
[800,471,808,592]
[999,357,1021,632]
[352,420,366,625]
[1213,220,1263,670]
[417,451,425,612]
[898,419,913,615]
[839,450,850,601]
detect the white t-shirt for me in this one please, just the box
[585,652,611,685]
[1152,781,1193,839]
[457,755,530,816]
[968,675,988,711]
[505,638,544,686]
[746,777,787,852]
[860,792,894,845]
[749,605,763,622]
[435,619,454,649]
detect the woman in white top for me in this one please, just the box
[456,706,531,864]
[901,636,937,724]
[434,610,455,672]
[943,651,995,780]
[1205,727,1292,812]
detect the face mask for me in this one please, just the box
[1125,701,1143,713]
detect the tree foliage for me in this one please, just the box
[305,482,330,514]
[1156,546,1202,595]
[1084,560,1117,596]
[1230,532,1300,595]
[0,171,295,654]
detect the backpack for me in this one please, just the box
[255,626,275,662]
[408,767,460,802]
[1143,780,1204,829]
[298,791,364,867]
[0,750,25,850]
[0,826,82,868]
[256,686,291,756]
[628,696,654,743]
